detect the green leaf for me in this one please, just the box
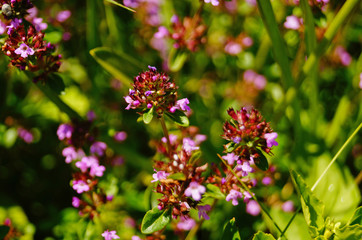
[291,170,325,237]
[4,127,17,148]
[224,142,237,153]
[168,172,186,181]
[205,184,225,200]
[168,48,188,72]
[0,226,10,239]
[141,207,172,234]
[189,150,202,164]
[143,107,154,124]
[347,206,362,226]
[300,0,317,55]
[252,231,276,240]
[334,224,362,240]
[255,0,294,89]
[165,110,189,127]
[47,73,65,95]
[221,218,241,240]
[254,149,269,171]
[104,0,136,12]
[89,47,142,86]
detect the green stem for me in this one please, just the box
[281,122,362,237]
[218,154,286,239]
[311,122,362,191]
[302,0,360,77]
[35,83,82,120]
[256,0,294,90]
[159,115,172,156]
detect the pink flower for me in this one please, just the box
[57,124,73,140]
[185,182,206,201]
[114,131,127,142]
[90,164,106,177]
[204,0,219,6]
[335,46,352,66]
[76,156,99,172]
[72,180,90,194]
[226,189,243,206]
[62,147,79,164]
[154,26,169,39]
[243,191,253,203]
[246,200,260,216]
[161,134,178,144]
[262,176,272,185]
[177,217,196,231]
[198,205,211,220]
[14,43,35,58]
[223,153,239,165]
[284,15,302,30]
[101,230,120,240]
[170,98,191,113]
[151,169,169,182]
[90,141,107,156]
[282,200,295,212]
[182,138,199,154]
[225,42,242,55]
[236,161,253,176]
[264,132,278,147]
[56,10,71,22]
[72,196,80,208]
[359,73,362,89]
[33,17,47,31]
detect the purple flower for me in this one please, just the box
[359,73,362,89]
[170,98,191,113]
[243,191,253,203]
[161,134,178,144]
[226,189,243,206]
[76,156,98,172]
[124,95,140,110]
[114,131,127,142]
[57,124,73,140]
[101,230,120,240]
[72,180,90,194]
[72,196,80,208]
[185,182,206,201]
[225,42,242,55]
[204,0,220,6]
[62,146,79,163]
[246,200,260,216]
[182,138,199,154]
[14,43,35,58]
[56,10,71,22]
[151,169,169,182]
[90,141,107,156]
[131,236,142,240]
[335,46,352,66]
[154,26,169,39]
[282,200,295,212]
[112,156,124,166]
[148,65,157,71]
[90,164,106,177]
[17,127,34,143]
[222,153,239,165]
[32,17,47,31]
[6,18,22,35]
[284,15,302,30]
[123,0,141,8]
[194,134,207,144]
[177,217,196,231]
[86,110,96,121]
[0,20,6,35]
[198,205,211,220]
[145,90,154,96]
[262,176,272,185]
[236,161,253,177]
[264,132,278,148]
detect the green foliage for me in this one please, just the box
[254,149,269,171]
[291,170,325,237]
[165,110,190,127]
[0,226,10,239]
[143,107,154,124]
[252,231,276,240]
[141,207,172,234]
[205,184,225,200]
[221,218,241,240]
[47,73,65,95]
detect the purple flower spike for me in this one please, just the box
[14,43,35,58]
[264,132,278,147]
[101,230,120,240]
[226,189,243,206]
[198,205,211,220]
[184,182,206,201]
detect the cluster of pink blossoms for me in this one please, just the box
[0,0,61,81]
[124,66,190,115]
[151,128,211,221]
[57,117,112,219]
[209,107,278,211]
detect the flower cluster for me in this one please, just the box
[169,15,207,52]
[224,33,253,56]
[0,0,33,19]
[124,66,190,115]
[151,128,210,220]
[57,119,110,219]
[209,107,278,209]
[0,1,61,81]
